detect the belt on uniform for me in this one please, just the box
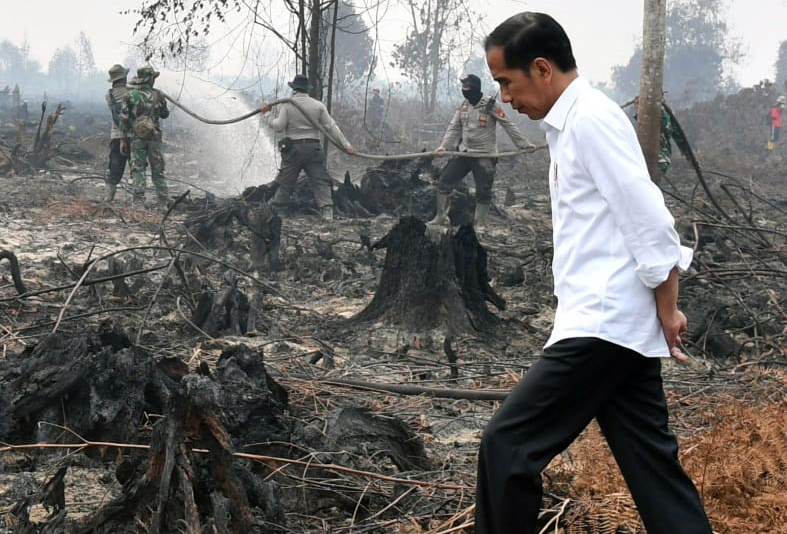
[290,138,320,144]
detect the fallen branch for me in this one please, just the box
[285,373,509,401]
[0,263,170,302]
[0,439,471,491]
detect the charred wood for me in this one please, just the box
[0,249,27,294]
[350,217,504,334]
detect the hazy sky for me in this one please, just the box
[1,0,785,88]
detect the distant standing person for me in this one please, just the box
[768,95,784,151]
[118,66,170,208]
[431,74,532,229]
[104,64,129,202]
[259,74,355,221]
[368,88,384,132]
[478,12,713,534]
[633,95,674,175]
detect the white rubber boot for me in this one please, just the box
[428,192,450,225]
[474,202,490,232]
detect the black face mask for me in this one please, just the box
[462,88,482,105]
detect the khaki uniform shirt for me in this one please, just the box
[263,91,351,148]
[440,95,530,153]
[106,85,129,140]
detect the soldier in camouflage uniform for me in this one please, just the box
[119,66,170,206]
[657,106,673,175]
[432,74,532,229]
[105,64,129,202]
[633,96,675,176]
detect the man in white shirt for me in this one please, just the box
[476,12,713,534]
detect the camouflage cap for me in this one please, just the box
[108,64,129,82]
[136,66,160,83]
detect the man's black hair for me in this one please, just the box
[485,12,577,74]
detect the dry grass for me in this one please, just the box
[545,370,787,534]
[35,198,162,225]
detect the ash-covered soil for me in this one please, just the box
[0,91,785,533]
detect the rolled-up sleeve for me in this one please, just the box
[576,109,692,288]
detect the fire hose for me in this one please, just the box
[161,91,544,161]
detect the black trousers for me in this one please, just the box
[437,156,496,203]
[271,141,333,208]
[475,337,712,534]
[108,138,127,185]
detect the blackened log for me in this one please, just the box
[0,330,177,445]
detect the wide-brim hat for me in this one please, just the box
[287,74,310,92]
[108,64,129,82]
[460,74,481,90]
[136,66,161,82]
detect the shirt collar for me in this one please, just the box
[541,76,588,132]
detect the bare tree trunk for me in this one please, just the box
[638,0,667,183]
[299,0,307,75]
[326,0,338,113]
[308,0,322,99]
[428,0,443,112]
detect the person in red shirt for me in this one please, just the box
[768,95,785,151]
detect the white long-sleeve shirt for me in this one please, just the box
[541,77,692,357]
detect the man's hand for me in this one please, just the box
[435,146,446,155]
[345,145,356,155]
[259,103,272,113]
[119,140,127,156]
[659,309,689,362]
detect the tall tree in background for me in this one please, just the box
[775,40,787,90]
[611,0,742,105]
[391,0,474,113]
[131,0,342,100]
[75,32,97,79]
[48,46,80,92]
[328,1,375,99]
[0,39,42,82]
[638,0,667,182]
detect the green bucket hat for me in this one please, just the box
[108,64,129,82]
[136,66,160,83]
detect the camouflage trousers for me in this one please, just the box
[129,138,167,201]
[658,146,672,175]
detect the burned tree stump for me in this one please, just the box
[0,329,182,445]
[73,375,254,534]
[73,345,290,534]
[183,201,283,335]
[191,272,251,337]
[350,217,504,333]
[244,204,282,333]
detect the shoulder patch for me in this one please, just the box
[495,106,506,118]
